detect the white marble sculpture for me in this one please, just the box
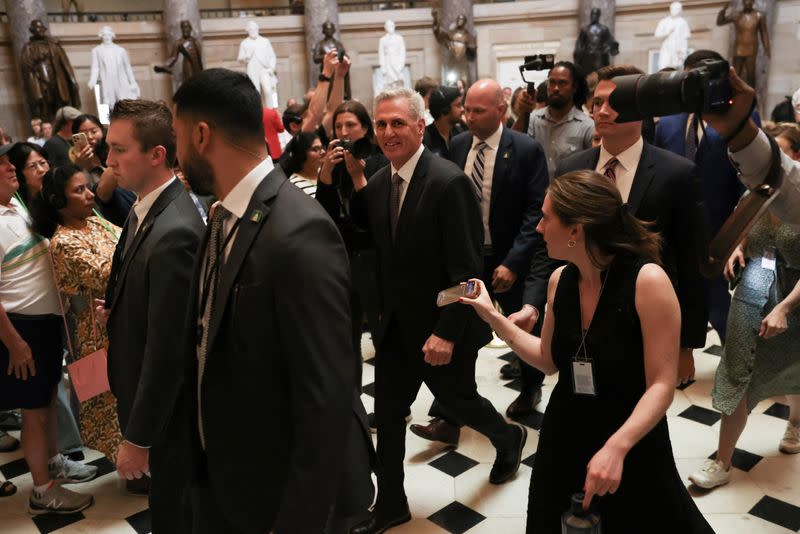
[654,2,691,70]
[378,20,406,91]
[238,21,279,109]
[88,26,140,111]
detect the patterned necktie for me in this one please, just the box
[685,114,699,162]
[197,204,228,449]
[390,173,402,238]
[122,209,139,258]
[603,157,619,182]
[471,141,488,202]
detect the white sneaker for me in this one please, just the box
[688,459,731,489]
[29,484,93,515]
[48,454,98,484]
[779,422,800,454]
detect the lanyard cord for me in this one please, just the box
[574,266,611,362]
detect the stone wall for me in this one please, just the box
[3,0,800,139]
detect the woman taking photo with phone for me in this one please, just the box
[459,170,713,533]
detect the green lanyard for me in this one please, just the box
[92,209,119,240]
[13,192,28,214]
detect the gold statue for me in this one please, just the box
[716,0,771,87]
[432,10,477,87]
[154,20,204,84]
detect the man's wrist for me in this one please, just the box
[123,439,151,450]
[728,121,759,153]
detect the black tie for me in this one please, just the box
[685,114,699,162]
[390,173,402,238]
[121,209,139,258]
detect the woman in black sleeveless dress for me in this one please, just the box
[460,170,713,533]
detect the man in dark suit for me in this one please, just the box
[411,78,552,446]
[96,99,205,532]
[331,88,526,534]
[654,49,758,345]
[557,64,710,381]
[172,68,373,533]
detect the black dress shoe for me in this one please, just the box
[350,506,411,534]
[506,386,543,418]
[499,356,521,380]
[409,418,460,446]
[489,423,527,484]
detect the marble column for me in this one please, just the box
[303,0,340,90]
[578,0,615,33]
[163,0,203,94]
[725,0,775,113]
[6,0,48,121]
[437,0,477,87]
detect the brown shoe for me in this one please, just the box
[409,418,460,446]
[125,475,151,496]
[506,387,542,419]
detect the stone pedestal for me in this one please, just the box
[163,0,203,94]
[6,0,48,121]
[304,0,340,90]
[437,0,476,87]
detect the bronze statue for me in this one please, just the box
[61,0,84,21]
[312,22,351,99]
[154,20,204,83]
[573,8,619,75]
[432,10,477,87]
[20,19,81,121]
[716,0,770,87]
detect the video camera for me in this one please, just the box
[608,59,732,123]
[519,54,555,95]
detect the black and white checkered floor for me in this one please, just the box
[1,328,799,533]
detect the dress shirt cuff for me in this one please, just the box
[729,130,787,189]
[123,439,151,450]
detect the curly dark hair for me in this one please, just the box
[550,61,589,108]
[31,163,84,239]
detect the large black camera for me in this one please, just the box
[608,59,732,123]
[338,137,373,160]
[519,54,555,96]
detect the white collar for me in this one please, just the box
[220,158,274,219]
[471,123,503,151]
[598,136,644,172]
[390,144,425,184]
[0,196,25,218]
[133,176,176,223]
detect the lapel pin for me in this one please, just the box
[249,210,263,223]
[503,152,509,159]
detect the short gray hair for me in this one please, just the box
[373,88,426,122]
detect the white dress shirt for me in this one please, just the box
[130,177,177,235]
[390,143,425,213]
[464,124,503,245]
[596,136,644,203]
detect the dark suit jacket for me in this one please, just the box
[185,165,370,533]
[105,178,204,448]
[555,142,709,348]
[654,113,759,235]
[349,147,492,355]
[448,127,555,312]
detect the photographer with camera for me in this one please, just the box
[317,101,389,367]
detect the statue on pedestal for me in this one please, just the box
[655,2,691,70]
[432,10,477,87]
[313,22,351,99]
[379,20,406,91]
[716,0,770,87]
[89,26,140,110]
[20,19,81,121]
[238,21,279,109]
[154,20,203,85]
[573,8,619,75]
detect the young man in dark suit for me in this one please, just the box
[96,99,205,532]
[172,68,373,534]
[556,64,710,383]
[411,78,553,446]
[333,88,527,534]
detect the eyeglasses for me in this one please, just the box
[24,159,49,171]
[308,146,325,153]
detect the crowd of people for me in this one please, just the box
[0,41,799,534]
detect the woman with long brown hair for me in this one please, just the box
[460,170,713,533]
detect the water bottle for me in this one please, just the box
[561,492,602,534]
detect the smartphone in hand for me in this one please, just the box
[72,132,89,151]
[437,281,479,307]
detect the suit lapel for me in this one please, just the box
[394,149,430,243]
[627,142,656,214]
[206,168,283,351]
[112,179,182,305]
[490,130,512,211]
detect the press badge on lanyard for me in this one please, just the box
[572,339,597,396]
[762,246,777,271]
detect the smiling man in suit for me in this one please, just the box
[556,64,710,383]
[172,68,373,533]
[336,88,527,534]
[411,78,553,445]
[97,99,205,532]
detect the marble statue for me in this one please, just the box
[313,22,351,99]
[716,0,770,87]
[573,8,619,75]
[20,19,81,121]
[154,20,203,85]
[655,2,691,70]
[432,10,477,87]
[88,26,140,110]
[238,21,279,109]
[378,20,406,91]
